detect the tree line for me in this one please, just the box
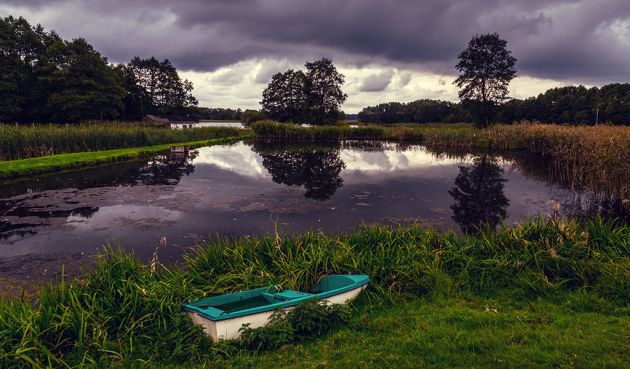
[358,100,471,124]
[0,16,197,124]
[358,83,629,126]
[3,15,627,126]
[359,33,628,126]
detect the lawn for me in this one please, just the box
[210,293,630,369]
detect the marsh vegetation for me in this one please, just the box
[0,218,628,367]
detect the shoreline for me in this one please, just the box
[0,134,251,179]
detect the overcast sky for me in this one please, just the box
[1,0,628,112]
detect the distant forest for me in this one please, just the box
[359,84,630,125]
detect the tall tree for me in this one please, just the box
[455,33,517,128]
[304,58,347,124]
[260,58,347,125]
[261,69,307,122]
[42,38,125,123]
[0,16,56,122]
[121,57,197,120]
[0,17,21,122]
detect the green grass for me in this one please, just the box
[0,133,252,178]
[0,218,628,368]
[0,122,247,161]
[212,294,630,369]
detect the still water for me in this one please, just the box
[0,141,624,263]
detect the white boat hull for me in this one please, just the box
[188,284,366,342]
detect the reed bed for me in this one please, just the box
[0,217,628,368]
[252,121,630,200]
[0,122,246,161]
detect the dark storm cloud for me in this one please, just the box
[2,0,629,82]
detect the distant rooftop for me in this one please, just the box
[143,115,198,124]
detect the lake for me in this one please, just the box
[0,140,625,264]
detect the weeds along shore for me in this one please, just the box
[251,121,630,200]
[0,217,628,368]
[0,123,247,161]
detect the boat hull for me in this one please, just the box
[189,284,366,341]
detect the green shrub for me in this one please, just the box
[239,299,352,351]
[0,218,627,367]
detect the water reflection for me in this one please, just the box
[0,141,627,258]
[449,156,510,233]
[136,148,198,186]
[253,143,345,201]
[0,149,198,241]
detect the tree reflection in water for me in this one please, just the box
[137,149,198,185]
[0,149,199,240]
[255,144,345,201]
[449,156,510,233]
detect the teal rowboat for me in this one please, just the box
[184,274,369,341]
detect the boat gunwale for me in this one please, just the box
[183,275,369,321]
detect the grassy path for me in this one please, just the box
[0,133,251,179]
[209,294,630,369]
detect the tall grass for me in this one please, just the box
[0,217,628,368]
[0,122,247,161]
[252,121,630,200]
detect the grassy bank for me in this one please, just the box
[0,218,628,368]
[252,121,630,199]
[0,134,251,179]
[0,123,246,161]
[215,294,630,369]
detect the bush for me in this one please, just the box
[241,110,267,126]
[239,299,352,351]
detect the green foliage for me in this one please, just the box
[359,99,471,124]
[290,300,351,340]
[42,38,125,123]
[0,218,628,367]
[0,16,198,124]
[239,311,294,351]
[358,83,630,126]
[195,107,243,121]
[0,16,127,123]
[239,300,352,352]
[117,57,198,120]
[455,33,517,128]
[498,83,630,125]
[261,58,347,125]
[0,123,245,161]
[261,69,308,123]
[240,109,267,125]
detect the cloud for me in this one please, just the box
[254,59,298,84]
[397,72,412,88]
[2,0,628,112]
[2,0,629,83]
[359,70,395,92]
